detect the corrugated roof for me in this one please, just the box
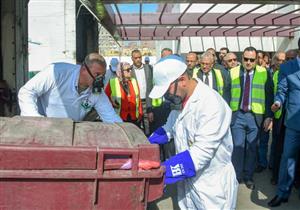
[81,0,300,40]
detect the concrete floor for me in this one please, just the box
[148,168,300,210]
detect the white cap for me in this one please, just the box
[149,55,187,99]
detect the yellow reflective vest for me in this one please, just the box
[230,65,267,114]
[192,66,200,78]
[152,97,163,107]
[214,69,224,96]
[273,70,282,119]
[109,77,140,118]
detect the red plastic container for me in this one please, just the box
[0,117,164,210]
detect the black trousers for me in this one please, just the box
[272,111,286,183]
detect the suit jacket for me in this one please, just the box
[131,64,153,113]
[197,68,231,104]
[275,58,300,131]
[231,65,274,127]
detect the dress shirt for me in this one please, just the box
[202,71,213,89]
[133,64,146,99]
[240,70,254,111]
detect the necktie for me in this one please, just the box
[242,72,250,112]
[204,73,209,86]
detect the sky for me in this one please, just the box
[116,3,158,13]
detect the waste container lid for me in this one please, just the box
[73,121,148,148]
[0,117,148,148]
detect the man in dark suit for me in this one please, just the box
[268,38,300,207]
[197,52,231,104]
[230,46,273,190]
[130,49,153,136]
[149,48,172,134]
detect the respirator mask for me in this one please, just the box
[84,62,104,94]
[164,79,183,110]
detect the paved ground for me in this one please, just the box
[148,168,300,210]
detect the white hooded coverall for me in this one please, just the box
[163,79,238,210]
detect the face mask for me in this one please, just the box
[92,75,104,94]
[84,62,105,94]
[164,80,183,110]
[165,94,182,110]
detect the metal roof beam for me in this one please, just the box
[216,4,241,24]
[272,8,300,24]
[159,3,167,24]
[139,2,142,24]
[178,3,192,24]
[223,26,237,36]
[274,26,298,36]
[253,4,289,24]
[235,4,265,24]
[181,26,190,36]
[101,1,300,4]
[236,26,252,36]
[115,21,299,27]
[263,26,281,36]
[290,15,300,24]
[289,27,300,36]
[250,26,268,36]
[198,4,216,24]
[195,27,205,36]
[114,4,127,38]
[209,26,221,36]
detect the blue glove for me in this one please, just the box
[162,150,196,184]
[148,127,168,144]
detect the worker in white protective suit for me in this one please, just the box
[18,53,122,123]
[148,55,238,210]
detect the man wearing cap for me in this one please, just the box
[144,56,150,65]
[104,58,119,87]
[148,55,238,209]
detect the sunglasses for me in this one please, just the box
[123,68,131,73]
[277,58,285,62]
[243,57,256,63]
[286,57,294,61]
[227,58,237,63]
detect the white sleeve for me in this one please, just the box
[18,65,54,116]
[162,110,180,140]
[93,92,123,123]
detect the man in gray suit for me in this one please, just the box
[268,38,300,207]
[130,49,153,136]
[197,52,231,104]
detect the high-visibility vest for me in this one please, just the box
[151,74,164,107]
[273,70,282,119]
[214,69,224,96]
[152,98,163,107]
[192,66,200,78]
[230,65,267,114]
[109,77,140,118]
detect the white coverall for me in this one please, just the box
[163,79,238,210]
[18,62,122,123]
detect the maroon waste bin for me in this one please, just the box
[0,117,164,210]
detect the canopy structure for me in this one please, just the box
[81,0,300,41]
